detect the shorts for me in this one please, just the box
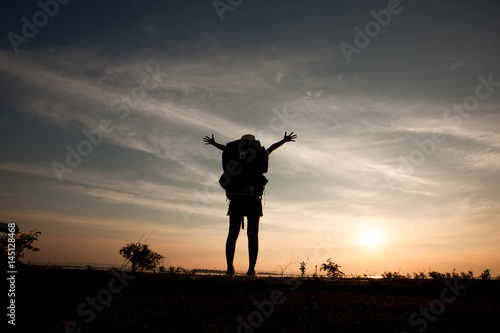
[227,197,263,217]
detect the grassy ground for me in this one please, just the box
[12,265,500,332]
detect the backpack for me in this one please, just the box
[218,139,268,199]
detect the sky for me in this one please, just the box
[1,0,499,276]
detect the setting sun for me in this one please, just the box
[360,230,383,247]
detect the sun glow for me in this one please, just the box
[360,230,383,247]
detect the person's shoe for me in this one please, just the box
[246,271,257,280]
[225,270,235,279]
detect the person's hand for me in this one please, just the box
[283,131,297,142]
[203,134,216,145]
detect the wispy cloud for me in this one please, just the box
[1,0,499,275]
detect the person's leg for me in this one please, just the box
[226,215,242,274]
[246,215,260,275]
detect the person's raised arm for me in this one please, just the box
[267,131,297,155]
[203,134,226,151]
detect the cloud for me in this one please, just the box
[1,13,500,275]
[447,56,485,73]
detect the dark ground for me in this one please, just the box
[8,265,500,333]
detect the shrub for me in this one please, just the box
[480,269,491,280]
[299,261,306,277]
[460,270,474,280]
[382,271,405,279]
[12,230,42,262]
[446,269,459,279]
[167,266,192,276]
[119,242,164,272]
[428,271,445,280]
[412,272,427,279]
[320,258,345,278]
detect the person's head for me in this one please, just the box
[241,134,256,141]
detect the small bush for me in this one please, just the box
[412,272,427,279]
[480,269,491,280]
[428,271,445,280]
[299,261,306,277]
[166,265,192,276]
[119,242,164,272]
[460,270,474,280]
[320,258,345,278]
[382,271,405,279]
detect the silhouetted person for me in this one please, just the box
[204,132,297,278]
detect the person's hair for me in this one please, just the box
[241,134,256,141]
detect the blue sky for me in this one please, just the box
[1,0,500,275]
